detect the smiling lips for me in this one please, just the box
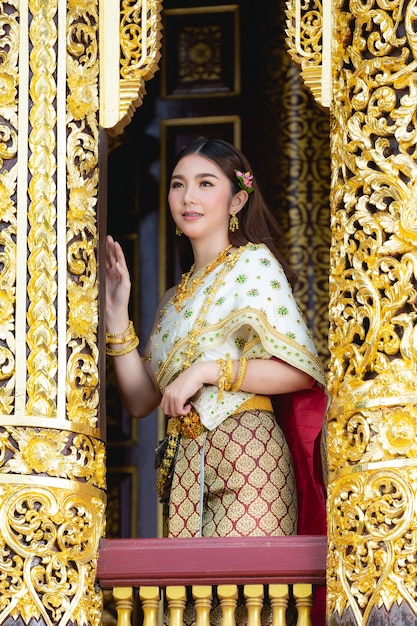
[182,211,202,218]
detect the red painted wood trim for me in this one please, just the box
[97,536,327,587]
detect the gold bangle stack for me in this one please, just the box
[231,356,248,392]
[106,320,139,356]
[217,355,247,400]
[217,358,228,401]
[225,357,234,390]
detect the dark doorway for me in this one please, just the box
[105,0,330,539]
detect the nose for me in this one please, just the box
[183,184,196,205]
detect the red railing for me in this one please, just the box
[97,536,327,625]
[97,536,327,587]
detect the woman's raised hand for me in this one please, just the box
[105,235,131,328]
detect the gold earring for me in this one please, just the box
[175,226,183,236]
[229,211,239,232]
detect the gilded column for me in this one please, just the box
[327,0,417,622]
[286,0,417,622]
[0,1,162,624]
[0,1,105,624]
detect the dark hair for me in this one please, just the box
[171,137,297,288]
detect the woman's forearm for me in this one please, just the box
[109,348,161,419]
[197,357,314,396]
[106,307,162,418]
[240,358,313,394]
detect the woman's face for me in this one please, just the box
[168,154,238,244]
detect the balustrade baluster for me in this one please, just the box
[113,587,134,626]
[269,584,289,626]
[244,584,263,626]
[166,585,187,626]
[218,584,238,626]
[293,584,313,626]
[139,586,160,626]
[192,585,212,626]
[97,537,327,626]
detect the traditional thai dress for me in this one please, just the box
[149,242,326,539]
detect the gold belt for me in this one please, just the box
[167,395,273,440]
[236,395,273,414]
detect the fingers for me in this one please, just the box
[106,235,129,275]
[114,240,128,271]
[161,398,191,417]
[160,362,208,416]
[106,235,117,270]
[160,386,188,417]
[160,370,202,417]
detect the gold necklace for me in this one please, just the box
[173,244,233,311]
[181,246,244,368]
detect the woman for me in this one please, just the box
[105,138,326,539]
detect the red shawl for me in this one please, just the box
[272,381,327,535]
[272,381,327,626]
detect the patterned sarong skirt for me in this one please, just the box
[167,408,297,538]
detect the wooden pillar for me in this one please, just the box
[286,0,417,623]
[0,1,161,625]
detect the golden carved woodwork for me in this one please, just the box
[0,0,109,623]
[0,0,18,414]
[285,0,332,107]
[0,482,105,625]
[100,0,163,136]
[286,0,417,617]
[0,0,165,621]
[323,0,417,621]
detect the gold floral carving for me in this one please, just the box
[0,2,19,415]
[119,0,163,123]
[0,427,106,488]
[0,483,105,626]
[26,0,58,417]
[67,1,100,429]
[328,467,417,623]
[285,0,332,106]
[120,0,162,79]
[327,0,417,619]
[0,1,100,423]
[100,0,163,135]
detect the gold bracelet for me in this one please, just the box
[224,357,234,391]
[106,335,139,356]
[106,320,135,343]
[106,331,137,345]
[217,358,227,401]
[231,356,248,392]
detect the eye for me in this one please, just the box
[200,180,213,187]
[170,180,183,189]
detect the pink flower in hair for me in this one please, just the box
[234,169,254,194]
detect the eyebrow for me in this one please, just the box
[171,172,220,180]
